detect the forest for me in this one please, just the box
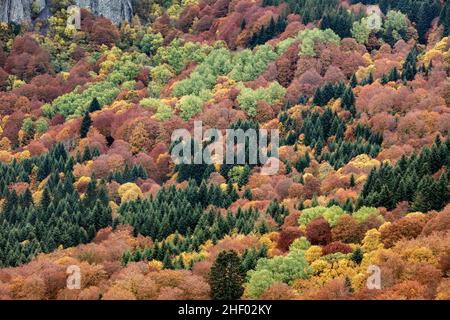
[0,0,449,300]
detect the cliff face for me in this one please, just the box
[0,0,132,25]
[0,0,32,24]
[75,0,133,25]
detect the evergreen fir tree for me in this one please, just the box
[351,248,363,264]
[350,73,358,88]
[388,67,400,82]
[88,97,101,113]
[80,112,92,139]
[243,187,253,200]
[350,174,356,187]
[367,72,374,84]
[209,250,244,300]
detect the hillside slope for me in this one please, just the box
[0,0,449,300]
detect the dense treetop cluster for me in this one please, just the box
[0,0,449,300]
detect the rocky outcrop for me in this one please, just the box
[0,0,32,24]
[0,0,132,25]
[75,0,133,25]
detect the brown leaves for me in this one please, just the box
[4,35,52,81]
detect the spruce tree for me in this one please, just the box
[80,112,92,139]
[440,0,450,36]
[88,97,101,113]
[388,67,399,82]
[350,174,356,187]
[240,18,246,30]
[367,72,374,84]
[351,248,363,264]
[412,176,434,212]
[341,86,355,115]
[350,73,358,88]
[243,187,253,200]
[209,250,244,300]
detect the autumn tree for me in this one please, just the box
[306,217,332,245]
[332,214,361,244]
[4,35,52,81]
[129,122,150,154]
[88,17,120,47]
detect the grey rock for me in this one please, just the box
[0,0,32,24]
[36,0,46,13]
[75,0,133,25]
[0,0,133,25]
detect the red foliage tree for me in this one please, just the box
[177,5,200,33]
[213,0,231,18]
[321,241,353,255]
[88,17,120,47]
[195,15,214,33]
[306,217,332,245]
[260,282,298,300]
[0,67,8,91]
[332,214,362,244]
[276,43,299,88]
[421,206,450,236]
[4,35,52,81]
[2,111,24,146]
[302,175,321,200]
[277,226,304,252]
[380,216,426,248]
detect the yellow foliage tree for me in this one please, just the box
[0,137,11,151]
[401,246,439,266]
[118,183,143,203]
[148,260,164,271]
[361,229,383,252]
[0,150,13,163]
[305,246,323,263]
[129,122,150,155]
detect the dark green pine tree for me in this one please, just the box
[417,3,430,43]
[341,86,355,115]
[345,276,354,293]
[80,112,92,139]
[209,250,244,300]
[238,165,251,188]
[313,87,324,105]
[440,0,450,36]
[22,188,33,207]
[258,220,269,234]
[40,187,51,210]
[163,252,173,269]
[82,144,92,162]
[267,17,276,37]
[367,72,374,84]
[343,198,354,213]
[240,18,246,30]
[350,174,356,187]
[88,97,101,113]
[378,185,394,210]
[351,247,363,264]
[388,67,400,82]
[243,187,253,200]
[431,174,449,211]
[350,73,358,88]
[412,175,434,212]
